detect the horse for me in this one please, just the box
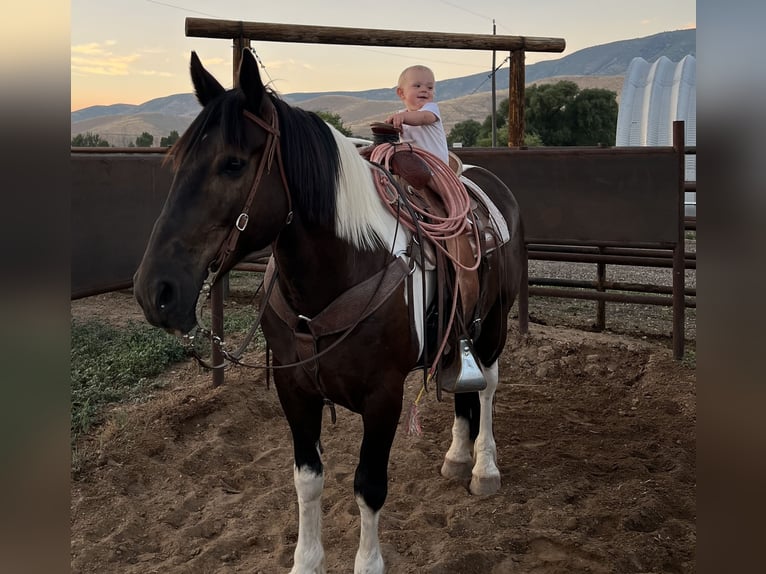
[133,49,525,574]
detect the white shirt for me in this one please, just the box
[400,102,449,164]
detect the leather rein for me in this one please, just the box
[183,108,413,380]
[184,106,291,368]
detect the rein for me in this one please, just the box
[184,108,413,388]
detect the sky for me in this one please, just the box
[71,0,696,112]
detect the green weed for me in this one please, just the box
[70,319,186,440]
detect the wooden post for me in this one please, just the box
[211,278,225,387]
[672,120,686,360]
[596,257,606,330]
[508,50,525,147]
[518,248,529,334]
[210,35,253,388]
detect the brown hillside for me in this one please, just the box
[72,76,624,144]
[301,75,624,138]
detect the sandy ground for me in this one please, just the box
[71,286,695,574]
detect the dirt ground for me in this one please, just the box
[71,289,696,573]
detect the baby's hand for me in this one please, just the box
[386,113,404,131]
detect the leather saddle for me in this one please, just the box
[364,124,505,394]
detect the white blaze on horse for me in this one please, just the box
[133,49,525,574]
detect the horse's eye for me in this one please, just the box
[222,157,246,176]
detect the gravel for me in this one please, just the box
[521,238,696,348]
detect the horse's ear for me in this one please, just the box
[237,48,266,112]
[190,51,225,107]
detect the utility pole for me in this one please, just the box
[491,19,497,147]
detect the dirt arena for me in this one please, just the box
[71,290,696,573]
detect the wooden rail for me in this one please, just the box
[185,17,565,150]
[185,18,566,53]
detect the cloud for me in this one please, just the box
[71,41,174,78]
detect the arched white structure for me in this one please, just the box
[616,55,696,216]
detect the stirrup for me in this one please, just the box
[439,338,486,393]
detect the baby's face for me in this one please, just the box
[397,69,435,111]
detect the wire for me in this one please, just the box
[436,0,494,23]
[144,0,219,17]
[468,55,509,96]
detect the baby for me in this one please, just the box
[385,65,449,164]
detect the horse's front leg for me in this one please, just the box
[353,393,402,574]
[441,360,501,495]
[276,387,326,574]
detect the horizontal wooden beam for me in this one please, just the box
[185,18,566,53]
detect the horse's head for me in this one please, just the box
[133,49,292,334]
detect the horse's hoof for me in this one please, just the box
[441,458,472,481]
[469,473,501,496]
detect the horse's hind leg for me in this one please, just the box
[441,392,478,481]
[470,360,501,495]
[441,361,501,495]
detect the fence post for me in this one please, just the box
[672,121,686,360]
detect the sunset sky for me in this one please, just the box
[71,0,696,111]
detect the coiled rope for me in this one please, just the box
[369,142,483,392]
[369,143,481,272]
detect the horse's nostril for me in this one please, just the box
[156,281,175,312]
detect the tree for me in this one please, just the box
[523,81,618,146]
[135,132,154,147]
[525,80,579,146]
[160,130,180,147]
[447,120,482,147]
[71,132,110,147]
[569,89,618,146]
[315,111,352,137]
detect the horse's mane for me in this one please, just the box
[171,87,398,251]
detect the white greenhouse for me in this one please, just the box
[616,55,696,217]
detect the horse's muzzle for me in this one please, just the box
[133,270,198,335]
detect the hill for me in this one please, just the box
[72,29,694,144]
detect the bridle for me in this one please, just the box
[197,107,292,304]
[185,105,292,363]
[179,107,417,392]
[182,106,405,380]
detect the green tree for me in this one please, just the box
[447,119,482,147]
[524,80,580,146]
[522,132,544,147]
[522,81,619,146]
[135,132,154,147]
[71,132,110,147]
[160,130,180,147]
[569,89,618,146]
[315,111,352,137]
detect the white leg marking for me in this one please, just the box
[441,416,474,480]
[471,361,501,495]
[354,495,384,574]
[290,466,326,574]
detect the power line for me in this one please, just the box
[469,55,509,95]
[144,0,219,17]
[436,0,494,23]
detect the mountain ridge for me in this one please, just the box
[72,28,694,144]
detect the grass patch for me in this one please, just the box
[71,319,186,441]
